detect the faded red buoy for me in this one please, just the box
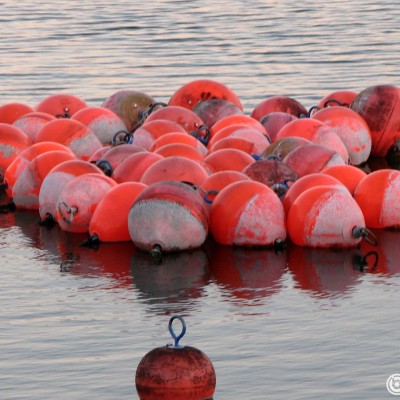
[135,315,216,400]
[154,143,205,163]
[251,96,307,121]
[260,137,311,160]
[287,185,376,248]
[169,78,242,111]
[35,93,88,118]
[149,132,208,156]
[208,136,261,155]
[316,90,357,109]
[259,112,298,142]
[353,169,400,229]
[56,173,117,233]
[321,164,367,195]
[13,111,56,142]
[128,180,209,256]
[210,180,287,247]
[201,148,255,174]
[0,102,34,124]
[350,84,400,157]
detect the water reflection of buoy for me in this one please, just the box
[135,315,216,400]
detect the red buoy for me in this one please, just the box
[88,182,147,242]
[169,78,242,111]
[13,111,56,142]
[128,181,209,254]
[259,112,298,143]
[251,96,307,121]
[201,148,255,174]
[261,137,311,160]
[287,185,371,248]
[208,136,261,155]
[316,90,357,109]
[210,180,287,246]
[0,102,34,124]
[56,173,117,233]
[149,132,208,156]
[321,164,367,195]
[154,143,205,163]
[353,169,400,229]
[135,315,216,400]
[35,93,88,117]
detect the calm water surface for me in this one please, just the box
[1,1,400,399]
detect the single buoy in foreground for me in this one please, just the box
[135,315,216,400]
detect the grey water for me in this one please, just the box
[1,1,400,399]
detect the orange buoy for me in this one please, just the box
[154,143,205,163]
[149,132,208,156]
[4,142,74,198]
[283,143,345,177]
[112,152,164,183]
[56,173,117,233]
[208,136,261,155]
[168,78,242,111]
[71,106,128,145]
[133,119,187,150]
[251,96,307,121]
[141,156,209,187]
[192,98,243,128]
[0,123,32,179]
[35,93,88,118]
[128,180,209,254]
[317,90,357,109]
[282,173,345,216]
[321,164,367,195]
[260,137,311,160]
[135,315,216,400]
[287,185,373,248]
[276,118,349,163]
[201,148,255,174]
[39,159,103,224]
[13,111,56,142]
[102,90,156,132]
[87,182,147,243]
[351,84,400,157]
[242,159,298,198]
[144,105,205,134]
[353,169,400,229]
[12,150,77,210]
[35,118,103,160]
[0,102,34,124]
[312,106,372,165]
[259,112,298,142]
[210,180,287,246]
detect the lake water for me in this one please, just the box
[1,1,400,399]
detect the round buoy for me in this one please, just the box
[201,148,255,174]
[208,136,261,155]
[210,180,287,247]
[35,93,88,118]
[154,143,205,163]
[259,112,298,143]
[316,90,357,109]
[135,315,216,400]
[149,132,208,156]
[251,96,307,121]
[13,111,56,142]
[260,137,311,160]
[321,164,367,195]
[0,102,34,124]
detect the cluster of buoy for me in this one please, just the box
[1,80,400,257]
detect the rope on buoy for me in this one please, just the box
[37,213,56,229]
[306,105,321,117]
[55,107,71,119]
[80,234,100,249]
[0,200,16,214]
[324,99,350,108]
[111,130,133,146]
[96,159,113,176]
[168,315,187,348]
[131,102,168,133]
[190,124,210,146]
[150,244,163,264]
[352,227,378,246]
[58,201,78,224]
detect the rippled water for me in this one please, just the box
[1,1,400,399]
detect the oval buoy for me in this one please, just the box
[135,315,216,400]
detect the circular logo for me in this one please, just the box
[387,374,400,395]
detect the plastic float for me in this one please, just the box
[260,136,311,160]
[251,95,308,120]
[0,102,34,124]
[13,111,56,142]
[316,90,357,110]
[259,111,298,142]
[149,132,208,156]
[201,148,255,174]
[35,93,88,118]
[154,143,205,163]
[321,164,367,195]
[135,315,216,400]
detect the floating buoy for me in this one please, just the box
[39,159,103,224]
[87,182,147,243]
[260,137,311,160]
[282,173,345,215]
[201,148,255,174]
[4,142,74,198]
[192,98,243,128]
[12,150,77,210]
[321,164,367,195]
[35,118,103,161]
[316,90,357,109]
[56,173,117,233]
[71,106,128,145]
[287,185,375,248]
[88,145,111,164]
[251,96,307,121]
[0,123,32,178]
[312,106,372,165]
[350,84,400,157]
[208,136,261,155]
[128,180,209,255]
[135,315,216,400]
[0,102,34,124]
[141,156,209,187]
[353,169,400,229]
[13,111,56,142]
[210,180,287,246]
[101,90,156,132]
[35,93,88,118]
[112,152,164,183]
[168,78,242,111]
[154,143,205,163]
[149,132,208,156]
[283,143,345,177]
[259,111,298,142]
[144,105,205,134]
[133,119,187,150]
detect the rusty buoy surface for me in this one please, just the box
[135,316,216,400]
